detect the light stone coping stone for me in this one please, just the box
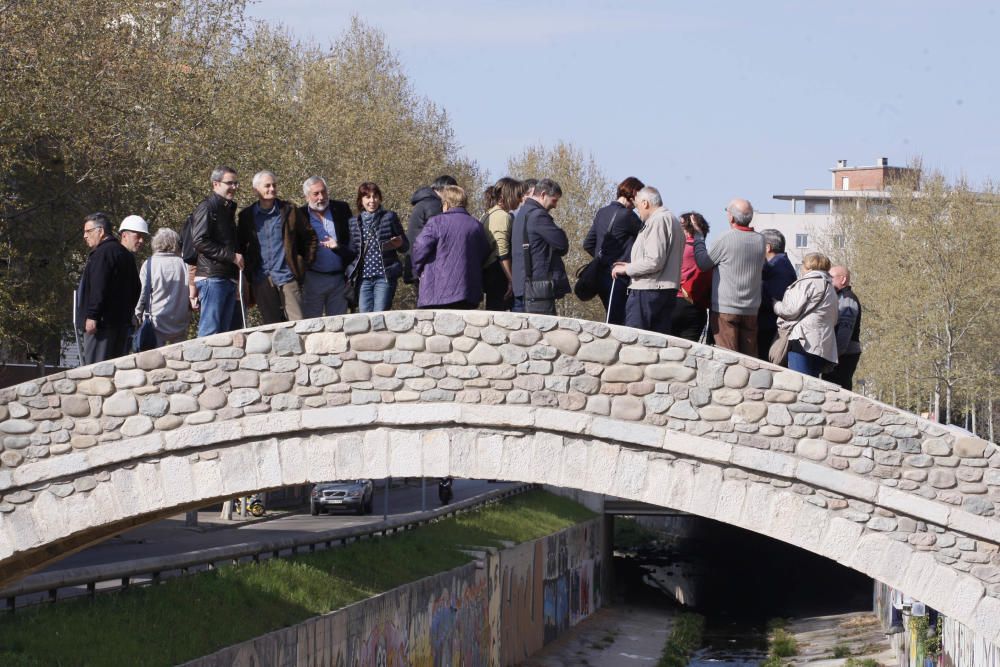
[731,448,797,479]
[876,485,951,526]
[948,510,1000,545]
[584,440,621,495]
[85,433,163,468]
[164,420,243,451]
[795,461,878,501]
[589,417,661,449]
[532,432,563,486]
[662,431,732,464]
[534,408,591,435]
[12,451,90,488]
[301,405,378,429]
[458,404,532,428]
[898,551,939,604]
[276,437,309,487]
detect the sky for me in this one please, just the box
[246,0,999,223]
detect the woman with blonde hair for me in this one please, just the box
[135,228,191,347]
[772,252,839,376]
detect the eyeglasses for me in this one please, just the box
[82,227,99,235]
[219,180,239,187]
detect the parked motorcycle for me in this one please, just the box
[438,477,454,505]
[233,494,265,517]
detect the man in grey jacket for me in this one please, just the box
[821,265,863,390]
[692,198,766,356]
[611,186,684,335]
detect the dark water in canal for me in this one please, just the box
[613,515,872,665]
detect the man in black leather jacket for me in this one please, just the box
[191,166,244,336]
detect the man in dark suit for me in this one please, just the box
[300,176,356,317]
[510,178,570,315]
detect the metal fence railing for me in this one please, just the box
[2,483,535,612]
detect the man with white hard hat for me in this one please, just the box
[120,215,149,254]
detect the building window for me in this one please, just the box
[795,234,809,248]
[834,235,846,249]
[842,176,850,190]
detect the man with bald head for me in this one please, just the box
[821,265,863,390]
[690,198,766,356]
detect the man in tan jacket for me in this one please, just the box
[611,186,684,334]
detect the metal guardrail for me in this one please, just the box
[2,483,536,612]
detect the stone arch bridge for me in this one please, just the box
[0,311,997,643]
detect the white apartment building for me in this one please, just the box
[753,157,919,270]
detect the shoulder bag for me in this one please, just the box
[768,278,829,365]
[574,208,621,302]
[522,240,556,315]
[132,259,158,353]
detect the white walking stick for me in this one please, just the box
[72,289,83,367]
[606,277,617,325]
[238,269,247,329]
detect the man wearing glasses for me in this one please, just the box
[78,213,141,364]
[190,166,244,336]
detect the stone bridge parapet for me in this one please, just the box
[0,311,998,641]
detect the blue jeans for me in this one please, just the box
[358,276,396,313]
[787,340,824,377]
[197,278,237,337]
[512,295,525,313]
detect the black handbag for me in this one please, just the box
[522,242,556,315]
[574,209,621,301]
[132,259,158,352]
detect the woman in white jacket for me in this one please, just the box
[135,228,190,347]
[772,253,839,376]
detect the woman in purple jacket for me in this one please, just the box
[411,185,491,309]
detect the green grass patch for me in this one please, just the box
[844,658,880,667]
[657,611,705,667]
[613,516,659,550]
[832,643,852,658]
[0,489,595,666]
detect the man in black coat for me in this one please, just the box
[510,178,570,315]
[191,166,244,336]
[403,174,457,286]
[78,212,140,364]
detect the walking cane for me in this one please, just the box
[605,277,617,325]
[72,289,83,367]
[238,269,247,329]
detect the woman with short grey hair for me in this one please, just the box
[136,227,191,346]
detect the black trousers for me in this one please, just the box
[670,298,707,342]
[83,325,130,365]
[624,288,677,336]
[822,353,861,391]
[482,261,511,311]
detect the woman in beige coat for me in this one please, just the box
[772,253,839,376]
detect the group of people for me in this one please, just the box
[581,178,863,389]
[76,168,862,390]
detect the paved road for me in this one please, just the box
[42,479,508,573]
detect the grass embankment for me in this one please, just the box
[657,611,705,667]
[0,490,595,666]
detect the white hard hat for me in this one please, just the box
[120,215,149,235]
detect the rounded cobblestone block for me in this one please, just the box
[77,378,114,397]
[352,332,396,352]
[645,363,696,382]
[227,389,261,408]
[102,391,138,417]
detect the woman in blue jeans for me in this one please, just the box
[347,182,408,312]
[772,253,840,376]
